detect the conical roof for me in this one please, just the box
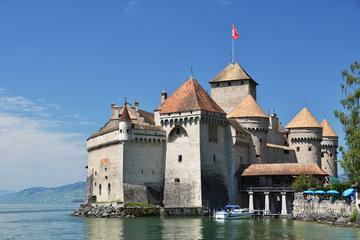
[160,78,225,114]
[209,63,255,83]
[227,95,268,118]
[286,107,321,129]
[321,119,337,137]
[120,105,131,122]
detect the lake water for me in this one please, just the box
[1,204,360,240]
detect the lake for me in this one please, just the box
[0,204,359,239]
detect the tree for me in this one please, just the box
[292,175,321,192]
[335,61,360,183]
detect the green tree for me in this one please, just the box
[335,61,360,183]
[292,175,321,192]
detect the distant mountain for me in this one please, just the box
[0,182,85,204]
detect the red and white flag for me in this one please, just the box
[232,24,239,40]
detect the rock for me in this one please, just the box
[335,217,348,224]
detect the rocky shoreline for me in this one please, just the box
[292,193,360,227]
[72,204,160,218]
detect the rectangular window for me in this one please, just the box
[208,123,218,143]
[308,146,312,151]
[178,155,182,162]
[296,147,300,152]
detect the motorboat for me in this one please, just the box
[214,204,253,220]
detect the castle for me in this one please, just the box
[85,61,338,214]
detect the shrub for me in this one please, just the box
[349,209,358,222]
[292,175,321,192]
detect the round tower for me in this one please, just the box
[286,107,322,166]
[228,95,269,163]
[119,105,132,141]
[320,119,338,177]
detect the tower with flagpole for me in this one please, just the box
[231,24,239,63]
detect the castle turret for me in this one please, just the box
[227,95,269,163]
[209,63,258,113]
[320,119,338,177]
[286,107,322,166]
[119,105,132,141]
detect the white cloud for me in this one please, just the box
[0,96,45,112]
[0,87,91,190]
[0,113,87,190]
[124,0,138,17]
[217,0,232,6]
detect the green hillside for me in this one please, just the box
[0,182,85,204]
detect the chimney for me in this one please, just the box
[160,91,167,104]
[270,113,279,131]
[111,103,120,119]
[134,100,139,112]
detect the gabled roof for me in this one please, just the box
[239,163,327,176]
[286,107,321,129]
[160,78,225,114]
[321,119,337,137]
[227,95,268,118]
[209,63,256,83]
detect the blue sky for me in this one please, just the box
[0,0,359,190]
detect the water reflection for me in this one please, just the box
[85,218,124,239]
[84,216,360,240]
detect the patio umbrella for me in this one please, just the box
[342,188,355,197]
[303,190,314,194]
[326,190,339,195]
[314,190,326,194]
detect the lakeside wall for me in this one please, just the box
[292,193,355,222]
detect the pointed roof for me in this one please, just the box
[321,119,337,137]
[209,63,256,83]
[160,78,225,114]
[227,95,268,118]
[286,107,321,129]
[119,105,131,122]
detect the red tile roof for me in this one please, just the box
[160,78,225,114]
[239,163,327,176]
[120,105,131,122]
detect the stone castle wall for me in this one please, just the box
[200,118,229,208]
[288,128,322,166]
[87,131,124,204]
[163,114,202,208]
[210,80,256,113]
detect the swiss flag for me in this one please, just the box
[232,24,239,40]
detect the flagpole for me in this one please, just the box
[231,37,234,64]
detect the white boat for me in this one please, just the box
[214,204,253,220]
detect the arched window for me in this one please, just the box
[108,183,111,195]
[168,126,188,142]
[99,184,102,195]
